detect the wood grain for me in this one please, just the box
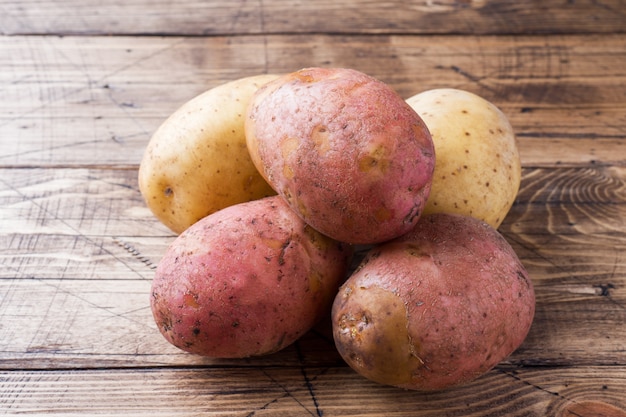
[1,0,625,36]
[1,0,626,414]
[1,366,625,416]
[1,167,624,371]
[1,34,624,169]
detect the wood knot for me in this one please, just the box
[593,283,615,297]
[559,400,626,417]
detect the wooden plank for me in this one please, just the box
[0,168,170,238]
[1,166,624,369]
[1,34,624,169]
[1,0,625,36]
[1,366,625,416]
[1,0,624,415]
[1,269,624,370]
[0,274,342,369]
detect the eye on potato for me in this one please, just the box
[151,195,352,358]
[406,88,521,228]
[245,67,435,244]
[332,213,535,391]
[138,74,279,235]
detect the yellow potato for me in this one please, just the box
[406,88,521,228]
[138,74,279,234]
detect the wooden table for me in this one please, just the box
[1,1,625,415]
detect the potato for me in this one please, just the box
[406,88,521,228]
[138,74,279,234]
[245,67,435,244]
[150,195,352,358]
[332,213,535,391]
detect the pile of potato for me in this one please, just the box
[139,68,535,391]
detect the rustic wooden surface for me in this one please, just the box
[1,1,625,415]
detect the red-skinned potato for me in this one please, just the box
[332,213,535,391]
[150,196,352,358]
[245,67,435,244]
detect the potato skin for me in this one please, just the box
[406,88,521,228]
[151,196,352,358]
[139,74,279,234]
[332,213,535,391]
[246,67,435,244]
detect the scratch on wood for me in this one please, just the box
[246,359,332,417]
[500,368,563,398]
[0,176,152,281]
[113,237,157,270]
[448,64,498,95]
[258,0,269,74]
[245,397,281,417]
[243,381,308,417]
[296,341,323,417]
[451,65,482,83]
[227,0,249,32]
[246,368,318,417]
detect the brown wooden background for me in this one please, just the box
[1,1,625,415]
